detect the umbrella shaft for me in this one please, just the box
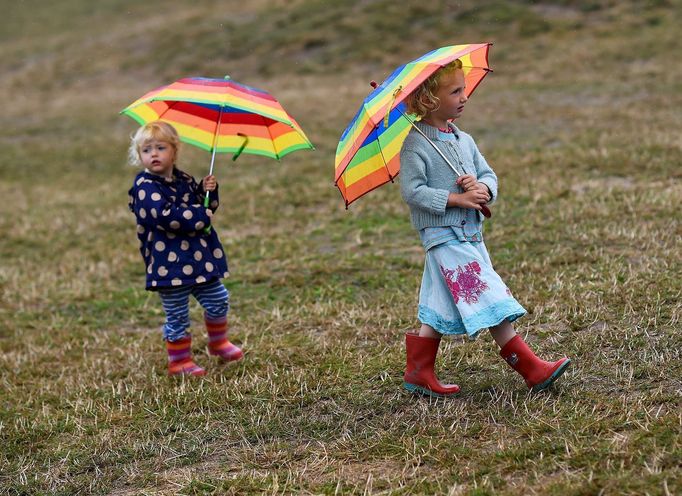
[208,106,224,178]
[204,105,225,204]
[396,108,461,177]
[205,150,217,204]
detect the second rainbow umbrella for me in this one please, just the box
[121,75,314,175]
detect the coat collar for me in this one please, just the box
[142,167,191,184]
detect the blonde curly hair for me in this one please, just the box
[405,59,463,118]
[128,121,181,166]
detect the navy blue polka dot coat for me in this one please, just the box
[128,168,229,290]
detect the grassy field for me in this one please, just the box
[1,1,681,494]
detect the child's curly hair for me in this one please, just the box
[405,59,463,118]
[128,121,181,166]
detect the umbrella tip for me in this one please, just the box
[370,80,378,89]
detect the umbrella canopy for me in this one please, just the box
[334,44,492,207]
[121,76,313,160]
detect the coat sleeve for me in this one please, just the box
[132,180,212,233]
[399,148,449,215]
[471,141,498,205]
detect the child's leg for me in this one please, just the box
[489,320,516,348]
[159,286,205,376]
[492,319,570,392]
[404,324,459,397]
[418,323,442,338]
[192,280,243,362]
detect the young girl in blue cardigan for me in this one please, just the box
[400,60,570,397]
[128,121,243,376]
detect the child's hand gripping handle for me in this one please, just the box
[458,175,492,218]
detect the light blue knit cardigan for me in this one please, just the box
[399,120,498,231]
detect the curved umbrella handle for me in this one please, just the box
[232,133,249,161]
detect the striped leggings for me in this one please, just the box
[158,279,230,342]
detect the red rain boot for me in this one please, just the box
[403,333,460,398]
[205,314,243,362]
[500,335,570,392]
[166,335,206,376]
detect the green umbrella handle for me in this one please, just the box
[203,194,212,234]
[233,133,249,161]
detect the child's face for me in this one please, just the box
[430,68,468,122]
[140,139,175,178]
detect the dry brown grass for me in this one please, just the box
[1,1,681,495]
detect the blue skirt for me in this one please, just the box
[418,235,526,339]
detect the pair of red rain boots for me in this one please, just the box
[403,333,570,397]
[166,316,244,376]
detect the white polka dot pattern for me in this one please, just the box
[129,169,229,290]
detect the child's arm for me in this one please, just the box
[471,141,498,205]
[400,149,488,213]
[132,182,212,233]
[399,149,450,214]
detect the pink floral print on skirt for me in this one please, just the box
[418,239,526,338]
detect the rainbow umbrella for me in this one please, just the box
[334,43,492,208]
[121,75,313,177]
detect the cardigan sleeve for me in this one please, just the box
[471,141,498,205]
[132,180,212,233]
[399,148,449,215]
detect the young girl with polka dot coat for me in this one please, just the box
[128,121,243,376]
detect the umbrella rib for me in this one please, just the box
[154,99,183,121]
[336,104,376,182]
[375,123,395,184]
[256,112,279,160]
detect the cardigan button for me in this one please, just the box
[461,220,466,225]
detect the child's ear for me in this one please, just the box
[420,95,437,112]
